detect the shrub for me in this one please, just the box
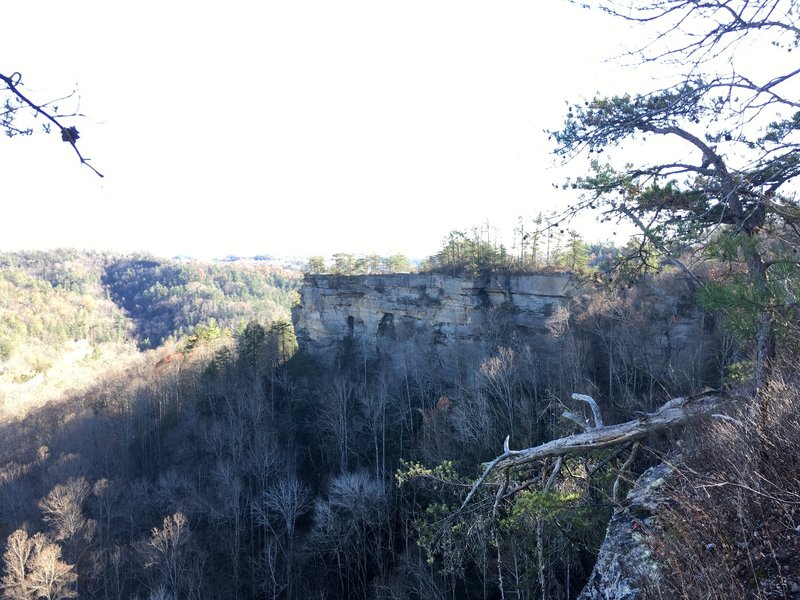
[645,364,800,598]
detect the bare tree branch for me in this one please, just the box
[571,393,604,428]
[461,394,731,510]
[0,71,103,177]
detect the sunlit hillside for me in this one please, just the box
[0,249,299,419]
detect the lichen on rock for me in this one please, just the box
[578,462,675,599]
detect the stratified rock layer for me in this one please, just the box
[292,273,574,372]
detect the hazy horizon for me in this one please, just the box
[1,2,641,260]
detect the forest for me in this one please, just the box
[0,229,797,599]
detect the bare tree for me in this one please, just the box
[480,347,520,447]
[107,546,127,600]
[254,537,286,600]
[357,379,396,479]
[28,541,78,600]
[89,478,129,599]
[317,377,356,473]
[206,460,245,599]
[136,512,197,599]
[2,529,35,600]
[310,472,388,598]
[253,475,311,600]
[39,477,93,549]
[2,529,77,600]
[451,385,492,461]
[146,587,174,600]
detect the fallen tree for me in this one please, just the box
[455,392,737,599]
[461,392,733,511]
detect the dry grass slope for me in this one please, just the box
[645,364,800,598]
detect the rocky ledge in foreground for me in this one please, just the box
[578,462,674,599]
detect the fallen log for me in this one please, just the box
[461,393,731,510]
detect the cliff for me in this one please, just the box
[293,271,728,597]
[292,272,576,372]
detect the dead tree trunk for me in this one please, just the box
[462,393,730,510]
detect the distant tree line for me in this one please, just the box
[420,217,642,278]
[306,216,635,279]
[304,253,413,275]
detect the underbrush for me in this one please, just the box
[647,365,800,599]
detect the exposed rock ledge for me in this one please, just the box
[292,272,575,372]
[578,462,674,599]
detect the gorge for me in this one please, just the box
[292,270,729,598]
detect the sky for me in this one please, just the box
[0,1,642,260]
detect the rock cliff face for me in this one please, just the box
[294,273,724,597]
[292,273,575,372]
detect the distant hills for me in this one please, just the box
[0,249,300,377]
[101,254,299,348]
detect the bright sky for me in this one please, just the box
[0,1,640,260]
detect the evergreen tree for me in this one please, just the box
[552,0,800,395]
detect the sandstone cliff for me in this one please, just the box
[292,272,575,373]
[293,272,722,395]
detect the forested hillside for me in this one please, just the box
[102,256,297,348]
[0,250,129,361]
[0,249,299,419]
[0,245,741,599]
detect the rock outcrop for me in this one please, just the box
[293,272,720,391]
[292,273,575,373]
[578,462,674,599]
